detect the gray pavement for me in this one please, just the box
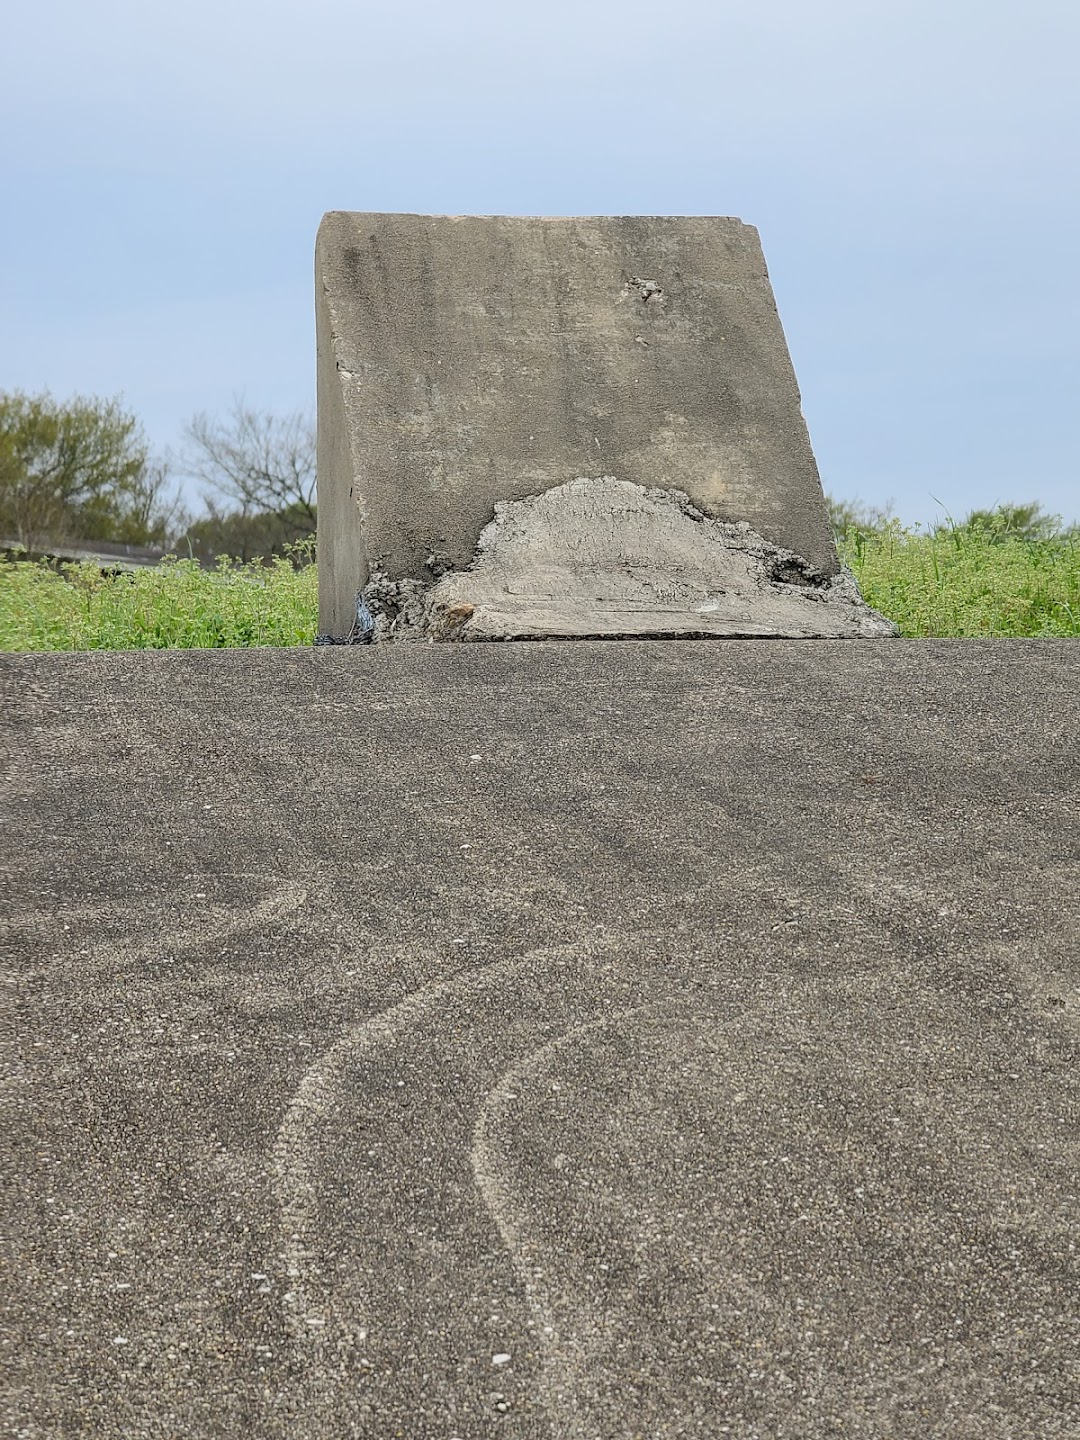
[1,640,1078,1438]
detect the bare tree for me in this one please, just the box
[182,400,316,526]
[110,458,191,547]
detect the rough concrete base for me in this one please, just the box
[357,478,896,642]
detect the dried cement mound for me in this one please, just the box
[356,477,897,643]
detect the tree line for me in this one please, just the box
[0,390,316,566]
[826,494,1077,546]
[2,387,1073,568]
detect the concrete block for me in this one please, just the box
[316,213,839,639]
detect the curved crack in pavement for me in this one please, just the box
[273,955,1080,1438]
[470,1002,670,1438]
[271,930,657,1437]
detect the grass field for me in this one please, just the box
[843,520,1078,638]
[1,523,1077,651]
[0,538,319,652]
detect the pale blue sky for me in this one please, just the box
[2,0,1077,527]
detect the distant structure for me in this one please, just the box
[0,535,212,574]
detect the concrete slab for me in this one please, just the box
[2,641,1078,1439]
[316,214,839,639]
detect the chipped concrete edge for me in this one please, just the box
[315,479,897,645]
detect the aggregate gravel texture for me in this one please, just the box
[1,640,1077,1439]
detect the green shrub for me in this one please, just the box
[840,519,1079,637]
[0,536,317,651]
[2,522,1078,650]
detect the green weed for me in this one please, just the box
[2,523,1078,650]
[840,520,1080,637]
[0,537,317,651]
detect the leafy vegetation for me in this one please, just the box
[0,537,317,652]
[830,496,1079,637]
[2,497,1078,652]
[1,389,317,569]
[177,499,317,568]
[840,520,1078,637]
[0,391,183,553]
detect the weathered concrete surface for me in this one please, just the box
[363,477,896,641]
[317,213,839,639]
[2,641,1078,1439]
